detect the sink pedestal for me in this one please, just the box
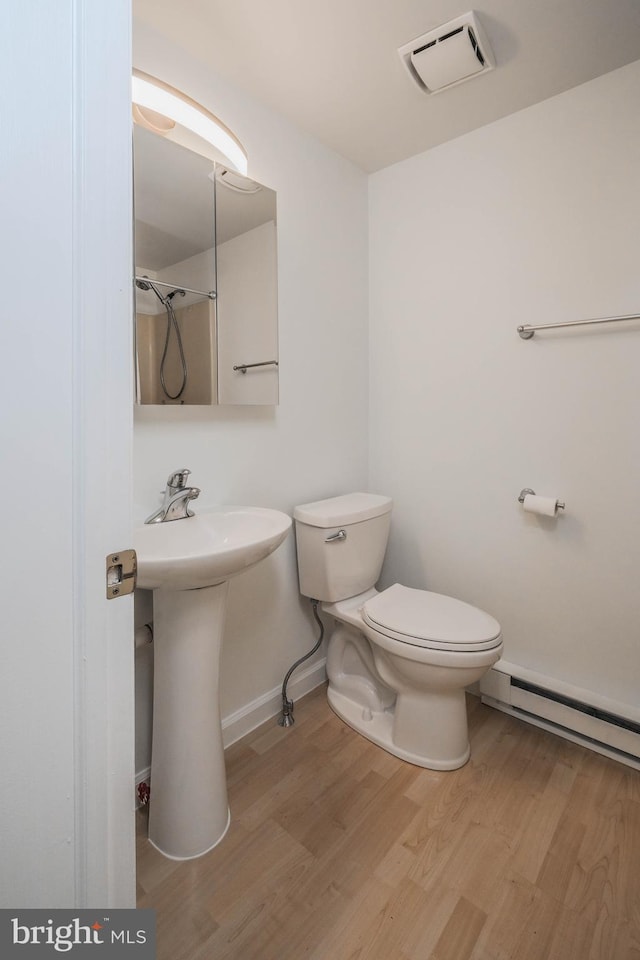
[149,581,230,860]
[134,504,292,860]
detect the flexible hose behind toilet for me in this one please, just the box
[278,599,324,727]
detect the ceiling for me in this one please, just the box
[133,0,640,172]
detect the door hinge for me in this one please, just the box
[106,549,137,599]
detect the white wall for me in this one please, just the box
[369,61,640,711]
[133,22,369,729]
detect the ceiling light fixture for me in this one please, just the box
[132,70,248,175]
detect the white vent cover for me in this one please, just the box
[398,11,495,95]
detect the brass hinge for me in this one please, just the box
[106,549,137,599]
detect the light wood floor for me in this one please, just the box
[137,686,640,960]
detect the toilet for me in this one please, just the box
[293,493,503,769]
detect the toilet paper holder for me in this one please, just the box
[518,488,565,510]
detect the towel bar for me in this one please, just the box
[517,313,640,339]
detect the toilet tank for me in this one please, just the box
[293,493,392,602]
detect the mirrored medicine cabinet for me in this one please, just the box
[133,105,278,405]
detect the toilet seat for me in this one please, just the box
[362,583,502,653]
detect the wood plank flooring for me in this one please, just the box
[137,686,640,960]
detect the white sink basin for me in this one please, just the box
[135,506,292,590]
[134,505,292,860]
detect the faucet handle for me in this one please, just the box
[167,468,191,490]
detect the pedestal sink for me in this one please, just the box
[135,506,291,859]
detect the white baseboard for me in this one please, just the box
[221,657,327,748]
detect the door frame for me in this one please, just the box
[72,0,136,905]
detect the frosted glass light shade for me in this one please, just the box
[132,72,248,175]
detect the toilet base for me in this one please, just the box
[327,687,470,770]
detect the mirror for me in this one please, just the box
[215,169,279,405]
[134,124,278,405]
[134,126,217,404]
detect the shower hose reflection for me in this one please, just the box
[136,277,188,400]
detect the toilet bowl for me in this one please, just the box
[294,493,503,770]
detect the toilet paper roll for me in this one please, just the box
[522,494,559,517]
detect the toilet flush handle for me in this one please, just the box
[325,529,347,543]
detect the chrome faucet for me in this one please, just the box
[144,469,201,524]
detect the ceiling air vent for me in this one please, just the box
[398,11,495,95]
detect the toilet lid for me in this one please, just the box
[362,583,502,651]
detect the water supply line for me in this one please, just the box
[278,599,324,727]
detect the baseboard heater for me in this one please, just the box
[480,663,640,768]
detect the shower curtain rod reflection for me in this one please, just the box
[135,276,216,300]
